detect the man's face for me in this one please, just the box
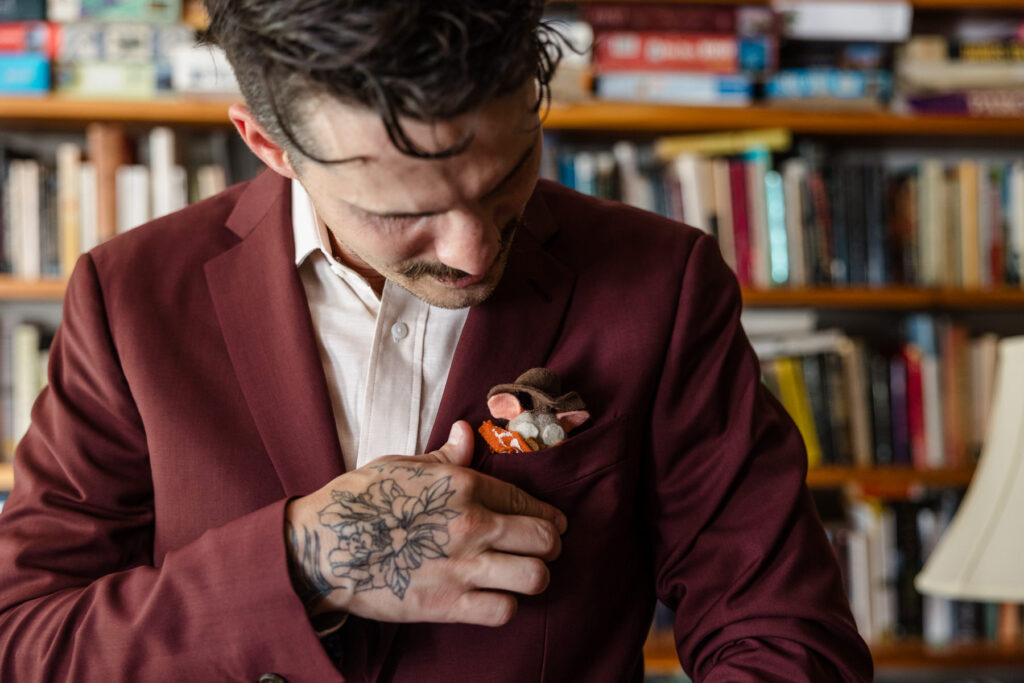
[291,85,543,309]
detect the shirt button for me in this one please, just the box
[391,321,409,342]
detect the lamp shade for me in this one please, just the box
[915,336,1024,601]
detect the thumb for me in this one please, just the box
[429,421,475,467]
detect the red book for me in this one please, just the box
[581,4,738,33]
[594,31,740,73]
[902,345,927,470]
[728,159,752,287]
[0,21,56,57]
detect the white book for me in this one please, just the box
[611,142,655,212]
[116,165,151,234]
[196,164,228,202]
[79,161,100,253]
[782,158,809,287]
[47,0,80,21]
[149,127,176,219]
[774,1,912,42]
[673,153,711,233]
[750,328,848,360]
[977,160,992,288]
[844,528,872,643]
[918,507,955,647]
[11,323,41,448]
[573,151,596,197]
[13,159,42,281]
[56,143,83,278]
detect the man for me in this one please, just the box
[0,1,873,681]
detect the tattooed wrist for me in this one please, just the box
[285,520,339,615]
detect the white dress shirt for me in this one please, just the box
[291,179,469,473]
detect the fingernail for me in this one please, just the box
[448,422,464,448]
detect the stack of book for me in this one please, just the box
[543,130,1024,291]
[898,12,1024,119]
[1,319,53,459]
[765,1,908,110]
[0,18,52,94]
[751,318,997,471]
[580,2,777,106]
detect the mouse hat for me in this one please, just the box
[486,368,586,413]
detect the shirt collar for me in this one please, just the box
[292,178,338,268]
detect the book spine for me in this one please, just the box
[0,21,56,56]
[595,71,753,106]
[0,53,49,93]
[593,31,775,74]
[581,4,738,33]
[728,158,752,287]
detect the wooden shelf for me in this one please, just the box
[806,466,975,489]
[0,277,67,301]
[5,96,1024,137]
[544,102,1024,136]
[0,463,12,492]
[6,278,1024,309]
[644,631,1024,674]
[741,287,1024,309]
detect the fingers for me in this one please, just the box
[474,475,568,534]
[461,552,551,595]
[487,514,562,562]
[449,591,518,627]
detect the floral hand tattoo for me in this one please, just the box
[318,475,460,600]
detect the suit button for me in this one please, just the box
[258,675,286,683]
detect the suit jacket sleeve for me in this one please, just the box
[647,235,874,682]
[0,254,345,682]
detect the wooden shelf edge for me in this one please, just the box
[5,96,1024,135]
[0,277,67,300]
[741,287,1024,309]
[806,466,975,489]
[644,632,1024,673]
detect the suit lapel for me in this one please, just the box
[204,171,345,497]
[425,188,576,452]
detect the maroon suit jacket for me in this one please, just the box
[0,170,872,682]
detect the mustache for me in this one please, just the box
[396,215,522,281]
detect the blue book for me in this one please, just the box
[0,53,49,94]
[596,71,753,106]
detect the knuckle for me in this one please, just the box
[451,504,490,540]
[491,595,518,626]
[521,559,550,595]
[507,487,528,516]
[534,519,558,553]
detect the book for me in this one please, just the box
[728,158,752,287]
[0,0,45,20]
[864,164,888,286]
[774,1,912,42]
[11,322,41,448]
[56,21,194,64]
[710,157,736,272]
[765,68,892,108]
[54,61,164,98]
[169,43,240,95]
[653,128,790,161]
[744,149,771,288]
[593,31,776,74]
[0,53,48,93]
[899,60,1024,93]
[781,158,809,287]
[56,142,82,277]
[869,351,894,466]
[54,0,182,23]
[907,90,1024,118]
[580,4,740,34]
[773,356,824,468]
[902,345,928,470]
[0,20,57,56]
[595,71,754,106]
[115,164,150,234]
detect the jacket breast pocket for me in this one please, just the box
[475,412,634,495]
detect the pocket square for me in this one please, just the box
[478,367,590,454]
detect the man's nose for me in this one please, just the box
[434,209,501,277]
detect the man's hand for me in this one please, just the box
[284,420,567,627]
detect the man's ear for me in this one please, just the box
[228,103,298,179]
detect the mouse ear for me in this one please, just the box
[487,393,524,420]
[555,410,590,432]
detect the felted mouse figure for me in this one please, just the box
[478,368,590,454]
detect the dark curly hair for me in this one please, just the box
[201,1,564,162]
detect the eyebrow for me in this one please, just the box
[364,133,540,220]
